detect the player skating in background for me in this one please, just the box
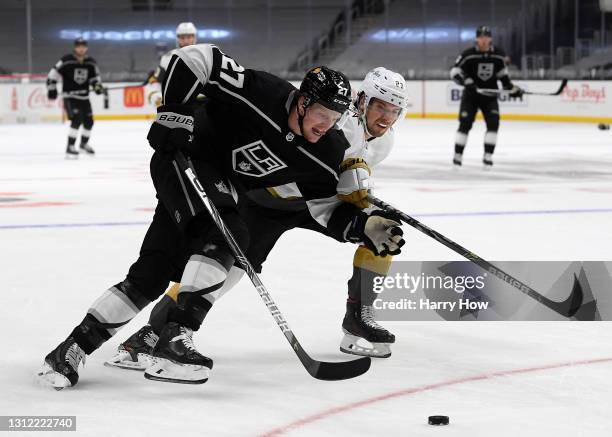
[148,22,198,107]
[46,37,104,158]
[106,67,408,371]
[450,25,522,168]
[37,44,403,388]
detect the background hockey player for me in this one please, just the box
[106,67,408,372]
[37,45,403,388]
[46,37,104,158]
[148,22,198,106]
[450,25,522,168]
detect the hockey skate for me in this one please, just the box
[144,322,213,384]
[65,144,79,159]
[104,325,158,371]
[483,152,493,169]
[79,143,95,155]
[340,301,395,358]
[36,337,86,390]
[452,152,463,166]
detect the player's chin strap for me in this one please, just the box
[355,94,375,138]
[296,94,314,136]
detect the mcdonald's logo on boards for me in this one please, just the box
[123,87,144,107]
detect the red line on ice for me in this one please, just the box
[0,201,75,208]
[261,356,612,437]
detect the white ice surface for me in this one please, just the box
[1,119,611,437]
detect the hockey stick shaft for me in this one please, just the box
[173,151,370,380]
[477,79,568,97]
[368,194,582,317]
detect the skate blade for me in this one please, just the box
[144,358,209,384]
[340,333,392,359]
[65,154,79,160]
[35,363,72,390]
[104,351,151,371]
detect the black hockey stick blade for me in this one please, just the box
[289,333,371,381]
[524,78,568,96]
[565,273,584,317]
[368,194,583,318]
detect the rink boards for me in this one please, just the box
[0,79,610,124]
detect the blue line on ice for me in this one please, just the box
[1,208,611,230]
[0,221,150,230]
[415,208,612,218]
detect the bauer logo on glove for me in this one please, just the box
[147,104,195,153]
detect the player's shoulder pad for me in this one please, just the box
[462,46,477,56]
[61,54,75,62]
[85,56,97,64]
[249,69,295,97]
[176,43,219,83]
[491,45,506,56]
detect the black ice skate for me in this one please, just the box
[483,152,493,168]
[65,144,79,159]
[144,322,213,384]
[104,324,158,371]
[80,143,95,155]
[340,301,395,358]
[453,152,463,166]
[36,337,86,390]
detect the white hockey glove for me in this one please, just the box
[337,158,371,209]
[347,210,405,256]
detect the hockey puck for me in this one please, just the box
[428,415,449,426]
[598,123,610,130]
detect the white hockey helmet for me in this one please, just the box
[176,22,197,37]
[360,67,408,111]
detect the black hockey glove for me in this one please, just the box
[346,210,405,256]
[147,104,194,154]
[508,85,524,98]
[47,89,58,101]
[93,83,105,95]
[463,78,477,92]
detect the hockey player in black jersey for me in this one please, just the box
[47,38,104,158]
[450,26,523,168]
[106,67,408,368]
[37,44,404,388]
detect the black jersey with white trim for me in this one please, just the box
[450,46,512,90]
[47,54,101,99]
[160,43,358,240]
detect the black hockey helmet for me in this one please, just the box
[299,66,351,114]
[476,25,492,38]
[74,37,88,47]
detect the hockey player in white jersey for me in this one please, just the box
[336,67,407,358]
[105,67,408,373]
[148,22,197,106]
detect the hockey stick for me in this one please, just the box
[174,151,371,381]
[104,72,154,91]
[103,83,148,91]
[477,79,568,97]
[368,194,583,318]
